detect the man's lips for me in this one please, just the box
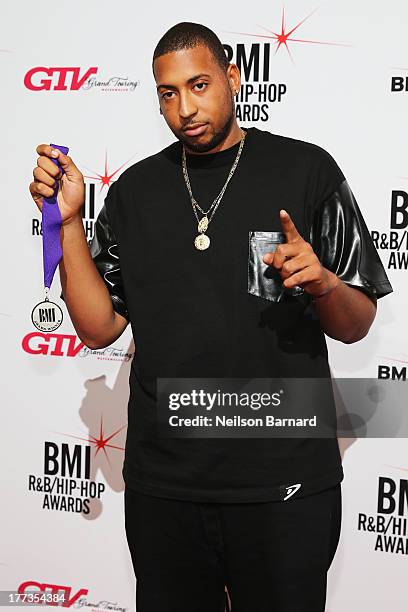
[182,123,208,137]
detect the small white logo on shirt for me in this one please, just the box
[283,483,302,501]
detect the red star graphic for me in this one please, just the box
[52,415,126,468]
[377,355,408,364]
[226,6,352,63]
[82,151,136,193]
[385,465,408,473]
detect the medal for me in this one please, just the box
[194,234,210,250]
[31,290,64,332]
[31,143,69,332]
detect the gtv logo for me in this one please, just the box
[24,67,98,91]
[18,581,88,608]
[22,332,85,357]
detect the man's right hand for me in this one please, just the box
[29,144,85,225]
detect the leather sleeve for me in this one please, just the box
[60,203,129,321]
[309,179,393,300]
[88,203,129,320]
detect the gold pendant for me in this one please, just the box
[198,216,209,233]
[194,233,210,250]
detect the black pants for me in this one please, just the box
[124,483,342,612]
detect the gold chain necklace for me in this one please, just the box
[181,130,246,250]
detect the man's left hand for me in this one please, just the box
[262,209,340,299]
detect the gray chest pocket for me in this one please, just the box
[247,231,304,302]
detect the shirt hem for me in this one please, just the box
[122,464,344,503]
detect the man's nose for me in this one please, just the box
[178,91,198,120]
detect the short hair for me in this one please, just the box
[152,22,229,74]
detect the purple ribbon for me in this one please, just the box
[42,143,69,289]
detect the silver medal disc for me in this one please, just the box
[194,234,210,250]
[31,300,63,332]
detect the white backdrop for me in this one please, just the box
[1,1,407,610]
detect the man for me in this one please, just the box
[30,21,392,612]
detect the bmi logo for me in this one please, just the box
[31,300,63,332]
[358,474,408,555]
[391,68,408,93]
[28,442,107,513]
[371,186,408,270]
[223,6,351,122]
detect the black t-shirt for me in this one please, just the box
[87,126,393,503]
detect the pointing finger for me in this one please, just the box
[279,209,302,243]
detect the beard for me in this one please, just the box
[177,97,236,154]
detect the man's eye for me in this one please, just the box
[161,83,207,99]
